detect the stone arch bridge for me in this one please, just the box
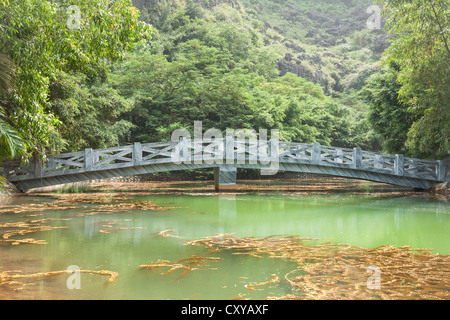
[3,139,448,192]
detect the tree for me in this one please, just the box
[48,71,134,151]
[362,62,414,155]
[111,0,378,151]
[377,0,450,159]
[111,46,268,142]
[0,0,151,157]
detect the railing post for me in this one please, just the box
[84,148,94,171]
[336,149,343,164]
[193,139,203,165]
[236,138,245,165]
[437,160,446,181]
[47,156,56,172]
[374,154,382,169]
[258,137,269,165]
[353,147,362,169]
[225,134,234,164]
[248,138,257,165]
[394,154,404,176]
[133,142,142,166]
[217,137,225,165]
[173,136,190,165]
[312,142,321,164]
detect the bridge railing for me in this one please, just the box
[4,139,447,182]
[403,157,446,181]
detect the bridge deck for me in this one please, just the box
[3,139,448,191]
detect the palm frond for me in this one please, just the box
[0,106,24,161]
[0,117,24,161]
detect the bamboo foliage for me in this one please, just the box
[0,52,15,95]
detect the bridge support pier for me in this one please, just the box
[214,166,237,192]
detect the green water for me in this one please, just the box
[0,183,449,299]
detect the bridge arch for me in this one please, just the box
[4,139,448,192]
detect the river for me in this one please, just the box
[0,176,449,299]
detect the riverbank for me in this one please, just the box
[0,178,19,198]
[429,182,450,197]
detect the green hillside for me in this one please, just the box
[114,0,381,149]
[134,0,387,97]
[1,0,446,168]
[240,0,387,92]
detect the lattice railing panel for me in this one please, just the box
[141,142,177,162]
[320,146,354,165]
[93,147,133,168]
[361,151,395,174]
[45,152,85,173]
[2,161,33,177]
[404,158,438,180]
[278,142,313,161]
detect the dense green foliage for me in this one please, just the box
[0,0,447,174]
[362,62,413,155]
[112,0,377,149]
[365,0,449,159]
[48,71,134,150]
[0,0,151,157]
